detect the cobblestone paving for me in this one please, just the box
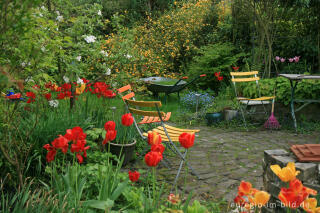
[133,126,320,203]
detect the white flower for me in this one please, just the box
[63,76,69,83]
[125,54,132,59]
[112,82,117,88]
[97,10,102,16]
[21,62,26,67]
[41,6,46,10]
[25,76,34,83]
[56,11,60,16]
[49,100,59,108]
[76,56,82,61]
[100,50,108,57]
[77,77,84,84]
[56,15,63,22]
[84,35,96,43]
[41,46,46,52]
[39,13,43,17]
[105,68,111,76]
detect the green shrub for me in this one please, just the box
[187,42,247,91]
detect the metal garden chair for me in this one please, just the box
[123,99,200,187]
[230,71,275,129]
[117,84,171,124]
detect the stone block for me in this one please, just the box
[270,155,296,167]
[264,149,288,163]
[268,182,281,198]
[295,162,317,183]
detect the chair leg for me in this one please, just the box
[161,156,171,169]
[239,105,248,131]
[172,149,187,190]
[167,140,200,179]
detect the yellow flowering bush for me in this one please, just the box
[102,0,212,85]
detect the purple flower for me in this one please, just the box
[275,56,280,61]
[280,58,285,63]
[289,58,294,63]
[294,56,300,63]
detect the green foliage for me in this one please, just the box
[0,180,70,213]
[206,87,238,113]
[188,42,247,91]
[187,200,209,213]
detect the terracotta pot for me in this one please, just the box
[109,140,136,166]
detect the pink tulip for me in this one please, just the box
[289,58,294,63]
[280,58,285,63]
[294,56,300,63]
[275,56,280,61]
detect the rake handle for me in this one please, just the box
[271,99,275,114]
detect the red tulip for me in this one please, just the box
[103,130,117,145]
[26,92,36,103]
[278,179,317,209]
[102,90,116,98]
[81,78,89,83]
[44,93,51,101]
[214,72,220,77]
[43,144,56,162]
[62,83,71,91]
[51,135,69,154]
[217,76,223,81]
[121,113,134,126]
[128,170,140,182]
[234,195,246,206]
[145,151,162,167]
[57,92,65,99]
[151,144,165,154]
[76,153,84,164]
[179,132,195,149]
[104,121,116,131]
[232,66,239,71]
[64,126,86,142]
[147,131,162,145]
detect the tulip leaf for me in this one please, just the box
[110,181,128,201]
[83,199,114,210]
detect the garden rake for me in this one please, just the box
[264,98,280,130]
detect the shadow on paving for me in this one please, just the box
[128,126,320,203]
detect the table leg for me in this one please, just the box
[290,80,298,132]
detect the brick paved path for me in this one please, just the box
[132,126,320,203]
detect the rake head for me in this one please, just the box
[264,113,281,130]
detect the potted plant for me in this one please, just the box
[87,113,137,166]
[205,98,239,125]
[205,104,224,125]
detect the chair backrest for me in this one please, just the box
[125,99,165,118]
[117,84,136,101]
[124,99,166,139]
[230,71,261,97]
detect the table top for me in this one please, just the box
[279,74,320,80]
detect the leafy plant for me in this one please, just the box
[188,42,247,91]
[206,87,238,113]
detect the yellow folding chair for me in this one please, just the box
[230,71,275,129]
[124,99,200,186]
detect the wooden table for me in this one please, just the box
[279,74,320,132]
